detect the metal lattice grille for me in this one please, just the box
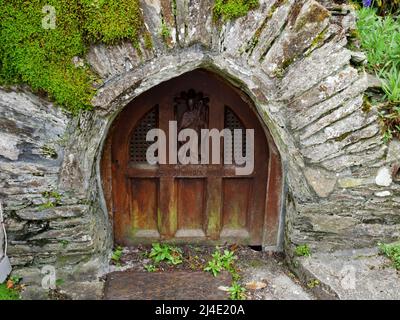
[224,107,246,162]
[129,107,158,163]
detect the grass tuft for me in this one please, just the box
[356,7,400,140]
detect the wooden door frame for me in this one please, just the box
[100,69,283,249]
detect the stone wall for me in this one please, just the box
[0,223,4,262]
[0,0,399,285]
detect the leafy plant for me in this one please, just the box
[56,279,65,287]
[307,279,320,289]
[204,249,238,277]
[144,264,158,272]
[356,7,400,141]
[379,242,400,270]
[294,244,311,257]
[59,240,69,248]
[0,276,22,300]
[37,191,62,210]
[0,284,21,300]
[228,282,246,300]
[149,243,183,265]
[111,246,124,264]
[159,19,171,42]
[204,256,224,277]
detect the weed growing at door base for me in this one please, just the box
[204,247,247,300]
[204,249,238,277]
[111,246,124,266]
[149,243,183,266]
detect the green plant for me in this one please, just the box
[59,240,69,248]
[379,242,400,270]
[204,249,238,277]
[144,264,158,272]
[149,243,183,265]
[56,279,64,286]
[144,32,153,50]
[294,244,311,257]
[204,256,224,277]
[159,20,171,41]
[307,279,320,289]
[40,144,58,159]
[0,276,22,300]
[356,7,400,140]
[37,190,62,210]
[213,0,259,22]
[356,8,400,72]
[228,282,247,300]
[0,283,21,300]
[111,246,124,264]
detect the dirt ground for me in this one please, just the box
[102,244,314,300]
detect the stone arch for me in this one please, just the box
[1,0,399,286]
[98,67,285,250]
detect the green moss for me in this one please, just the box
[144,32,154,50]
[82,0,142,44]
[213,0,259,22]
[0,0,144,114]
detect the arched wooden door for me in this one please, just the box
[102,69,282,247]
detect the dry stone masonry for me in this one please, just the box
[0,0,399,287]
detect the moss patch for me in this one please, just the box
[0,0,144,114]
[213,0,259,22]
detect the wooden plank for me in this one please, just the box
[130,179,159,233]
[205,177,222,240]
[222,179,250,229]
[158,177,177,238]
[176,179,206,238]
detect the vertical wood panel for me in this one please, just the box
[205,177,223,239]
[130,179,158,231]
[158,177,177,238]
[176,179,206,237]
[222,179,251,229]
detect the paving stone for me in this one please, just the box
[293,248,400,300]
[104,271,232,300]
